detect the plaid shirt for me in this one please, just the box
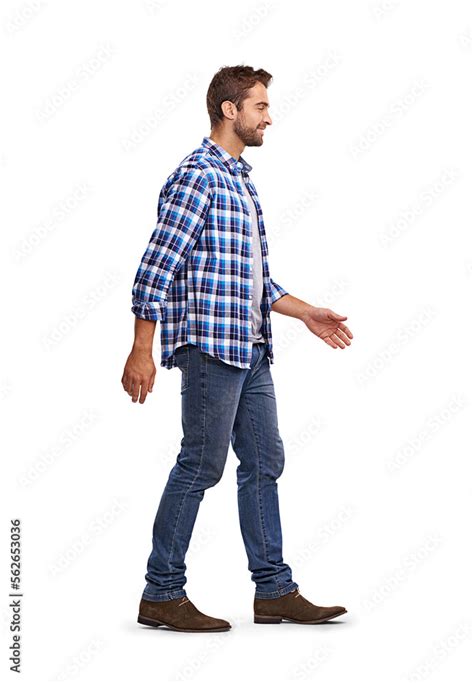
[131,136,289,370]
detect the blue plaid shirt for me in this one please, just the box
[131,136,289,369]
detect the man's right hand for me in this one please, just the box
[121,349,156,404]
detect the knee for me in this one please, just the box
[174,450,226,489]
[204,464,226,488]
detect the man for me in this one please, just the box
[122,65,353,633]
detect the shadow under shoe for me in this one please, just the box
[137,596,231,632]
[254,588,347,624]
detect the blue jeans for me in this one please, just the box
[142,341,299,602]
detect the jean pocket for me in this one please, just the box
[174,344,190,393]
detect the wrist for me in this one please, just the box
[300,304,317,324]
[132,341,153,356]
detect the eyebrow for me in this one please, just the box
[254,101,269,107]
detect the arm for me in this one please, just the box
[131,166,212,320]
[271,292,313,320]
[268,276,316,324]
[267,276,311,318]
[271,289,353,350]
[123,166,212,403]
[132,317,157,355]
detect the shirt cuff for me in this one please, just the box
[131,299,167,321]
[268,278,289,304]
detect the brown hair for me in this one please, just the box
[206,65,273,129]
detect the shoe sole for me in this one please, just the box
[254,608,347,624]
[137,615,231,632]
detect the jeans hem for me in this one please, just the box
[142,588,187,602]
[254,582,299,599]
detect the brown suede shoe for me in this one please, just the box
[254,588,347,624]
[137,596,231,632]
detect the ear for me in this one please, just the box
[221,100,236,121]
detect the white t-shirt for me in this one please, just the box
[241,175,264,343]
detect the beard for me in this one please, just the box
[233,116,264,147]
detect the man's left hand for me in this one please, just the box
[302,307,353,349]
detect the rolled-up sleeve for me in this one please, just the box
[131,167,212,320]
[268,277,289,304]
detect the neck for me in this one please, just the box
[209,129,244,161]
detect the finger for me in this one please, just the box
[340,324,353,339]
[131,381,140,402]
[139,384,148,404]
[329,312,347,321]
[336,329,352,345]
[324,335,338,349]
[330,333,345,349]
[149,373,155,392]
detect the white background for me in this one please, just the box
[1,0,473,680]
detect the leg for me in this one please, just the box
[142,343,246,601]
[231,343,299,599]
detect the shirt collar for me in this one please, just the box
[201,136,253,176]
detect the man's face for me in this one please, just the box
[232,82,272,147]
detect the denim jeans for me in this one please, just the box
[142,341,299,602]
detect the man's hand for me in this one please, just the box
[121,349,156,404]
[301,307,353,349]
